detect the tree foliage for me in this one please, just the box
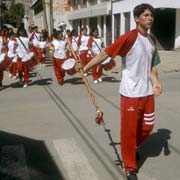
[3,0,24,28]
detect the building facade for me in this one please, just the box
[66,0,112,46]
[31,0,180,49]
[112,0,180,50]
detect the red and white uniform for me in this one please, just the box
[37,41,47,64]
[87,37,103,81]
[0,33,8,84]
[67,36,79,58]
[29,31,40,55]
[16,36,31,83]
[105,28,159,172]
[78,34,89,66]
[8,38,18,77]
[0,35,4,84]
[51,38,67,84]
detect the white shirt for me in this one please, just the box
[52,39,67,59]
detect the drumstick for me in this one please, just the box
[66,38,104,125]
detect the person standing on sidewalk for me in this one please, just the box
[83,3,162,180]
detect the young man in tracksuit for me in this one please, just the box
[83,3,162,180]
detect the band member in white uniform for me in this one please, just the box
[51,30,67,85]
[16,28,32,88]
[87,28,104,84]
[77,27,90,68]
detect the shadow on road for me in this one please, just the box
[102,76,120,83]
[137,128,171,170]
[0,131,65,180]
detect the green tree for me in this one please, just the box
[3,0,24,28]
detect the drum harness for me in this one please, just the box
[66,37,124,169]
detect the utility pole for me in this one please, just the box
[42,0,48,33]
[0,0,2,29]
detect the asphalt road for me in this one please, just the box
[0,61,180,180]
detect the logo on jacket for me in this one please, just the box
[127,106,134,111]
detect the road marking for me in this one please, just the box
[0,144,30,180]
[54,138,100,180]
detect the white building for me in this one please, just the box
[31,0,180,50]
[112,0,180,50]
[66,0,112,46]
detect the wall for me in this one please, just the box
[175,9,180,49]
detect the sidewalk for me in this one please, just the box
[158,50,180,74]
[108,50,180,77]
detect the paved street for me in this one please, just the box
[0,50,180,180]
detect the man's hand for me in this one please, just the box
[153,82,162,96]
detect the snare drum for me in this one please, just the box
[101,57,116,71]
[0,53,12,71]
[22,52,37,68]
[62,58,76,75]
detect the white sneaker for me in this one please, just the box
[13,76,17,80]
[98,77,102,83]
[94,80,98,84]
[23,83,28,88]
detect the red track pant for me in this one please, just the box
[9,62,17,77]
[120,95,155,171]
[17,59,29,82]
[91,64,103,80]
[37,48,46,63]
[79,50,89,67]
[53,57,65,84]
[0,70,3,82]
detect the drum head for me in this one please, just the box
[62,58,75,70]
[0,53,6,63]
[102,56,111,65]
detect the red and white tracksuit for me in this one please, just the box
[87,37,103,81]
[105,28,160,172]
[67,36,79,58]
[16,36,30,83]
[8,38,18,77]
[29,31,40,56]
[78,34,90,66]
[0,35,4,83]
[37,41,47,64]
[51,38,67,84]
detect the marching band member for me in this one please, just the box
[87,28,104,84]
[0,31,4,90]
[0,29,8,90]
[66,29,79,58]
[51,30,67,85]
[8,32,18,79]
[29,26,40,56]
[83,4,162,180]
[16,28,31,88]
[37,31,48,67]
[77,27,90,69]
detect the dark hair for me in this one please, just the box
[17,28,28,37]
[81,26,87,32]
[133,3,154,18]
[70,29,78,36]
[54,30,63,39]
[90,27,98,36]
